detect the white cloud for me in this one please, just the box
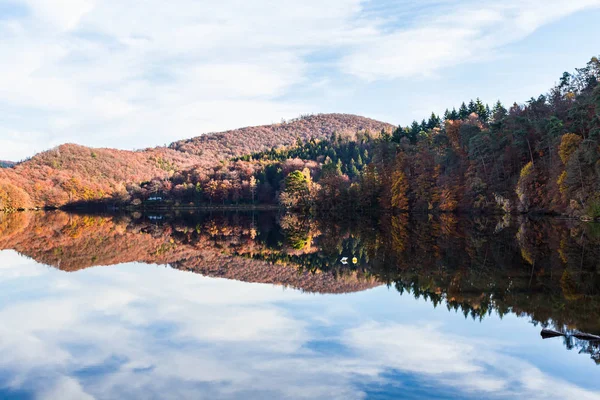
[0,250,45,279]
[343,321,600,399]
[23,0,95,31]
[341,0,600,80]
[39,376,95,400]
[0,0,599,160]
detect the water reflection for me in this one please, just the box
[0,211,599,399]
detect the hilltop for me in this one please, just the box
[0,114,393,210]
[170,113,395,158]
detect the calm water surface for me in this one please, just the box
[0,212,598,399]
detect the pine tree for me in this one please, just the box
[409,121,421,143]
[458,102,469,120]
[450,108,459,120]
[491,100,507,122]
[475,98,487,121]
[427,112,440,129]
[280,170,310,209]
[360,164,381,207]
[468,99,477,114]
[380,129,392,142]
[392,126,405,143]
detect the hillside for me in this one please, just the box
[0,114,392,210]
[0,144,205,209]
[169,113,395,158]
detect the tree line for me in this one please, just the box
[69,56,600,219]
[255,56,600,218]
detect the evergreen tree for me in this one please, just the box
[491,100,508,122]
[427,112,441,129]
[380,129,392,142]
[280,170,310,209]
[468,99,477,114]
[450,108,459,120]
[409,121,421,143]
[322,159,342,178]
[458,102,469,119]
[392,126,404,143]
[475,98,488,121]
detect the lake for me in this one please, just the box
[0,211,599,399]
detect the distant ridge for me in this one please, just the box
[0,161,15,168]
[170,113,395,159]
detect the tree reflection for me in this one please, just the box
[0,210,599,363]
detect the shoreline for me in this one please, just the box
[0,205,599,222]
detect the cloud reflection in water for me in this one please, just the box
[0,250,598,400]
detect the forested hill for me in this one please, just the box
[123,56,600,220]
[169,113,395,158]
[0,145,206,209]
[0,114,392,210]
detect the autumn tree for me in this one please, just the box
[279,170,311,210]
[249,176,257,204]
[0,181,33,211]
[391,170,409,210]
[559,133,583,164]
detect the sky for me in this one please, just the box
[1,0,600,160]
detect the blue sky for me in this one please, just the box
[0,0,599,160]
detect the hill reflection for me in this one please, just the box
[1,211,599,363]
[0,212,379,294]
